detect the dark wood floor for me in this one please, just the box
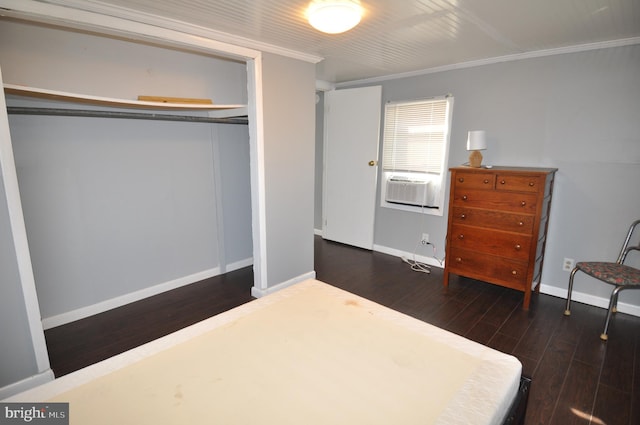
[45,267,255,377]
[45,236,639,424]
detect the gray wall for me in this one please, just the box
[0,20,246,104]
[0,20,253,321]
[262,52,316,287]
[216,124,252,267]
[9,116,229,318]
[318,44,640,309]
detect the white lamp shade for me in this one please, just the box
[307,1,363,34]
[467,130,487,151]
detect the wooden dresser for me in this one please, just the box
[443,166,557,309]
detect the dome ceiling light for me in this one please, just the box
[307,0,363,34]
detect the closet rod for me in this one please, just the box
[6,107,249,125]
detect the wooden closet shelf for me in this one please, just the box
[3,84,246,111]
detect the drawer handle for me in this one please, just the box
[458,177,464,183]
[483,179,490,184]
[458,234,464,240]
[529,182,535,187]
[518,221,524,226]
[520,201,526,207]
[500,180,506,185]
[515,244,522,251]
[455,257,462,263]
[511,270,518,276]
[462,195,468,201]
[460,214,466,220]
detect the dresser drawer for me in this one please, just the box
[496,174,542,193]
[451,206,534,234]
[449,224,532,260]
[452,189,538,213]
[453,172,496,190]
[448,248,528,288]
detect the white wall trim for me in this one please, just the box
[539,284,640,318]
[41,268,220,329]
[315,80,335,92]
[0,0,260,61]
[373,243,640,318]
[226,257,254,272]
[0,369,54,400]
[0,69,51,374]
[251,271,316,298]
[42,261,248,329]
[337,37,640,88]
[247,56,269,293]
[13,0,323,65]
[373,244,445,269]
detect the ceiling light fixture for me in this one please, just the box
[307,0,363,34]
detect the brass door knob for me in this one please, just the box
[368,160,376,166]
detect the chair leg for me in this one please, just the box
[601,286,624,341]
[564,267,580,316]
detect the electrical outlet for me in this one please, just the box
[421,233,429,244]
[562,257,575,272]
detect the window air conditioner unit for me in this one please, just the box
[385,177,431,207]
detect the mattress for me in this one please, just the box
[8,279,522,424]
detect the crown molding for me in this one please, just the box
[315,80,335,92]
[337,36,640,87]
[1,0,324,64]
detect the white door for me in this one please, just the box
[322,86,381,249]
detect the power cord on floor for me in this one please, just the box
[401,239,432,274]
[401,255,431,273]
[401,239,445,274]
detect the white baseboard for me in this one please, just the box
[372,243,640,318]
[226,257,254,272]
[373,244,444,269]
[251,271,316,298]
[42,258,254,329]
[0,369,54,401]
[539,284,640,317]
[314,228,323,236]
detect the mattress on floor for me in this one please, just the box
[8,279,522,425]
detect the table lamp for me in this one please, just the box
[467,130,487,168]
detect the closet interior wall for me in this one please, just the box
[0,19,253,326]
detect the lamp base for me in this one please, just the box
[468,150,483,168]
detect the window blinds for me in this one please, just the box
[382,97,450,174]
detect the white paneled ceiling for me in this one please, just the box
[42,0,640,84]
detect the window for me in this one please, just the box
[380,95,453,215]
